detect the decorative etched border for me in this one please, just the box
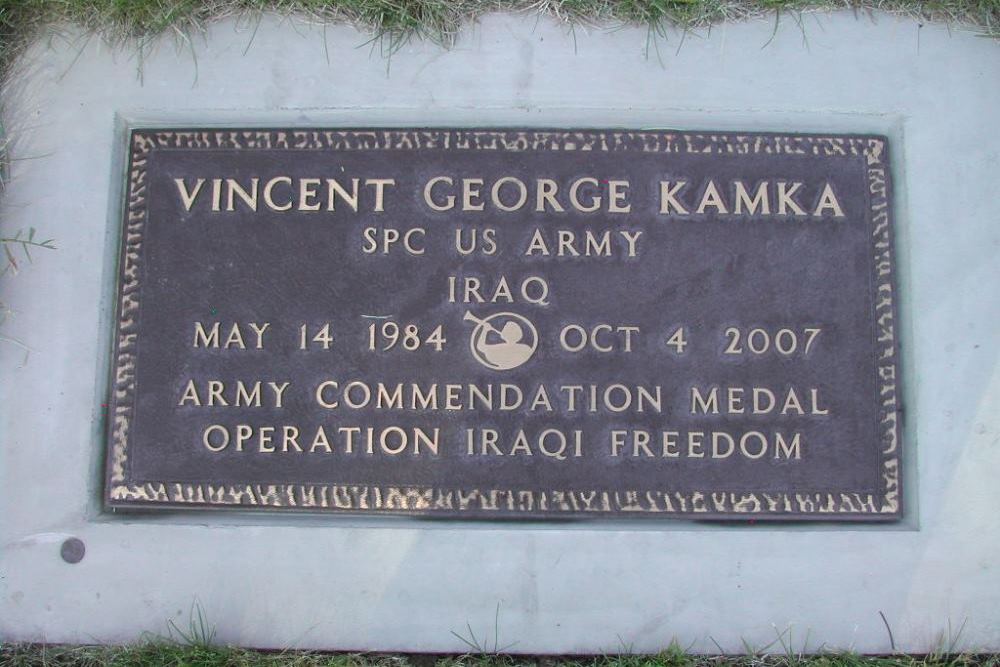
[105,128,902,519]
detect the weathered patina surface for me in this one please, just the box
[104,129,901,520]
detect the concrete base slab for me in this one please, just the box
[1,11,998,653]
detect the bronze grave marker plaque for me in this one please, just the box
[104,128,902,520]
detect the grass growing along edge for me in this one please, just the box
[2,645,999,667]
[3,606,998,666]
[3,613,999,667]
[0,0,997,78]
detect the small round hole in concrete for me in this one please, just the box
[60,537,85,564]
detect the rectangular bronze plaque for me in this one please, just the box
[104,128,902,520]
